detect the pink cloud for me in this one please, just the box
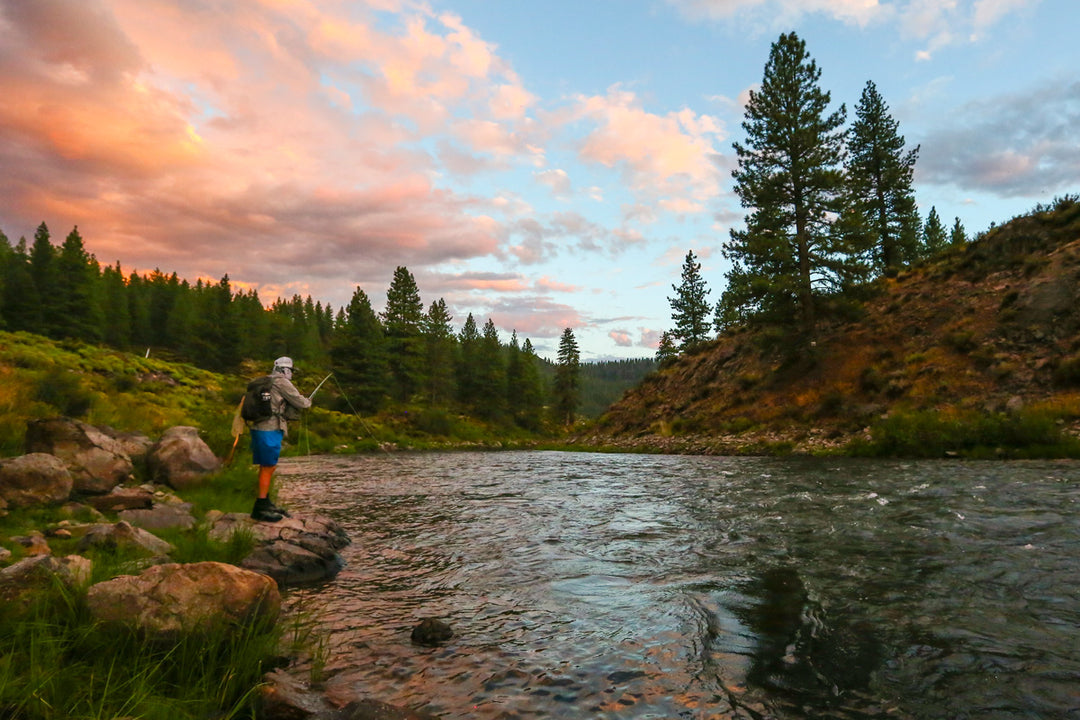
[609,330,633,347]
[536,276,581,292]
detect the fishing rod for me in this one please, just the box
[309,371,333,401]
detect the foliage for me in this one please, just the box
[553,327,581,426]
[719,32,852,335]
[845,80,921,272]
[922,206,948,257]
[668,250,712,350]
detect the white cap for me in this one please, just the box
[273,356,294,373]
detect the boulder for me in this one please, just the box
[0,452,73,508]
[100,427,154,464]
[25,418,133,494]
[84,486,155,513]
[146,426,221,490]
[86,561,280,638]
[76,520,174,557]
[0,554,93,602]
[410,618,454,646]
[120,503,196,531]
[208,512,350,586]
[11,531,51,556]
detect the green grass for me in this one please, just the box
[0,580,278,720]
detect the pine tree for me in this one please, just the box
[54,227,105,343]
[718,32,849,335]
[475,318,507,421]
[553,327,581,426]
[100,262,131,348]
[668,250,711,350]
[950,217,968,247]
[456,313,482,411]
[382,266,426,402]
[331,287,387,413]
[29,222,62,335]
[423,298,456,406]
[922,207,948,257]
[1,237,41,331]
[655,331,678,366]
[846,81,921,272]
[517,338,546,432]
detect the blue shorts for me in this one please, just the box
[250,429,284,467]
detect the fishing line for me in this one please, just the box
[329,373,396,457]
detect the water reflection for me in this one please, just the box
[276,452,1080,719]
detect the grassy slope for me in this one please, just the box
[588,200,1080,457]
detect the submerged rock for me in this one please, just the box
[410,618,454,646]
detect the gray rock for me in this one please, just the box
[208,512,350,586]
[0,554,92,601]
[146,426,222,491]
[84,486,155,513]
[25,418,134,494]
[120,503,196,531]
[76,520,174,557]
[86,561,280,638]
[0,453,73,508]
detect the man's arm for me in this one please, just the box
[276,377,312,410]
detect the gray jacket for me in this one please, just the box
[251,374,311,436]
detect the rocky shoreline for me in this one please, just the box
[0,416,434,719]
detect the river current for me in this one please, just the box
[275,451,1080,719]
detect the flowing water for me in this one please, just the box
[275,452,1080,719]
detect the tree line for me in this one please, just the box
[0,225,589,430]
[661,32,971,361]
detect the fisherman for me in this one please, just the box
[249,356,312,522]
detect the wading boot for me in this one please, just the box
[268,499,292,518]
[251,497,283,522]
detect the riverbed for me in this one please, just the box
[276,451,1080,719]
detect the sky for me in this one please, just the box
[0,0,1077,361]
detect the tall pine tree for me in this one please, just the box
[668,250,711,350]
[382,266,426,402]
[718,32,850,336]
[423,298,456,406]
[846,81,921,272]
[331,287,388,413]
[553,327,581,427]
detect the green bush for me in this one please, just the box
[34,368,95,417]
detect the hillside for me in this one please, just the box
[586,197,1080,457]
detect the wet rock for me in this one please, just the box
[76,520,174,557]
[86,561,280,638]
[84,486,155,513]
[208,512,350,586]
[0,452,73,508]
[25,417,134,494]
[0,554,92,601]
[410,618,454,646]
[146,426,221,491]
[329,699,438,720]
[119,503,196,531]
[260,668,335,719]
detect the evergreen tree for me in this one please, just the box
[331,287,388,414]
[475,318,507,421]
[950,217,968,247]
[846,81,921,272]
[1,236,42,331]
[126,272,153,350]
[922,207,948,256]
[668,250,712,350]
[718,32,850,335]
[382,266,426,402]
[0,229,9,327]
[553,327,581,426]
[423,298,456,406]
[517,338,546,431]
[29,222,62,335]
[55,227,104,342]
[456,313,482,410]
[100,262,131,348]
[506,331,524,421]
[655,331,678,366]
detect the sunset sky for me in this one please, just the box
[0,0,1076,360]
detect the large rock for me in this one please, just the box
[0,554,93,602]
[146,426,222,490]
[86,561,280,638]
[25,417,134,494]
[83,486,155,513]
[208,512,350,586]
[76,520,174,557]
[0,453,73,508]
[120,503,196,531]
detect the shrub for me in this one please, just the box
[34,368,95,417]
[1053,354,1080,387]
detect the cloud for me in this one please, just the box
[609,330,634,347]
[665,0,884,27]
[639,328,664,349]
[569,85,726,212]
[916,80,1080,197]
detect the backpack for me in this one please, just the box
[241,376,275,422]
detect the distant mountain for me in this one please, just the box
[582,197,1080,457]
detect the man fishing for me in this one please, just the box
[247,356,313,522]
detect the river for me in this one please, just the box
[275,451,1080,719]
